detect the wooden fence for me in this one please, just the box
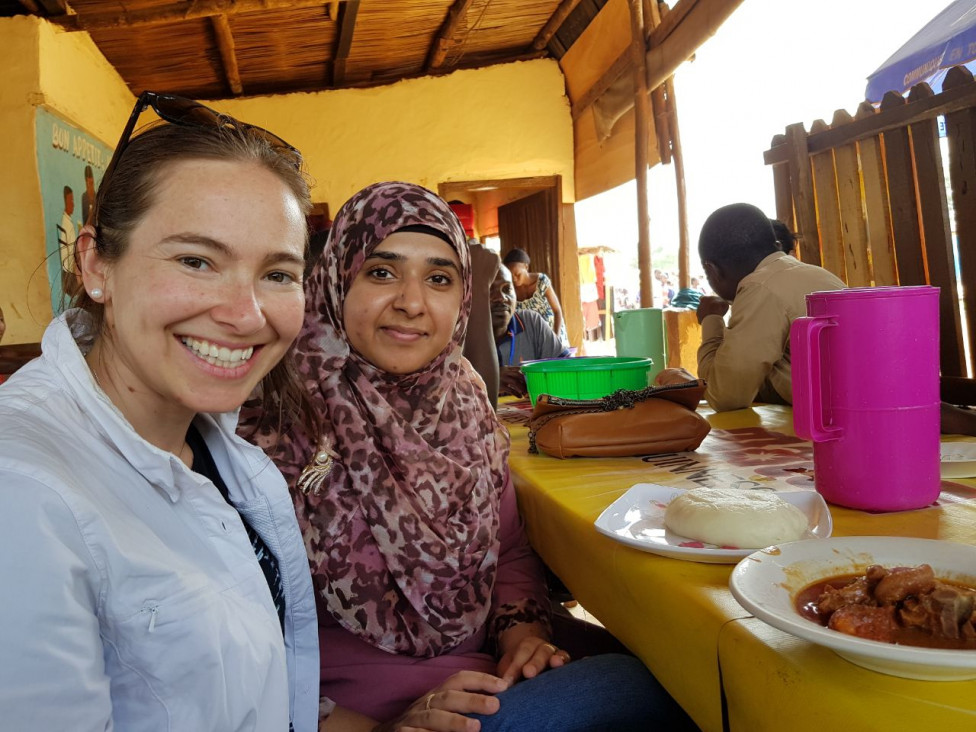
[764,66,976,404]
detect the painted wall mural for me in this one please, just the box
[35,108,112,314]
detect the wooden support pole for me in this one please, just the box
[426,0,475,72]
[629,0,654,309]
[531,0,583,51]
[211,15,243,96]
[666,78,691,290]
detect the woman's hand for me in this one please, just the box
[543,284,565,338]
[372,671,509,732]
[495,625,570,685]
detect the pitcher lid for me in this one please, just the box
[806,285,939,303]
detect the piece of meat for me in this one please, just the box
[928,586,975,639]
[897,596,929,630]
[873,564,936,605]
[865,564,888,590]
[817,574,878,615]
[827,604,899,643]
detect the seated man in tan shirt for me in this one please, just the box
[675,203,845,411]
[660,203,976,433]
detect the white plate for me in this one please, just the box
[941,441,976,479]
[729,537,976,680]
[593,483,832,564]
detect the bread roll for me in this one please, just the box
[664,487,808,549]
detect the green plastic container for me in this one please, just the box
[521,356,653,406]
[614,308,666,383]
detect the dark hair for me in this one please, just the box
[305,227,331,278]
[770,219,797,255]
[84,165,94,180]
[502,248,530,266]
[396,223,453,247]
[74,120,316,437]
[63,186,73,198]
[698,203,779,276]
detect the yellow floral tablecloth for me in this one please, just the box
[501,400,976,732]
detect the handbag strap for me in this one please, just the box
[535,380,706,414]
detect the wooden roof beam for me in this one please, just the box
[211,15,243,96]
[426,0,476,73]
[55,0,339,32]
[531,0,582,51]
[331,0,360,87]
[570,0,742,119]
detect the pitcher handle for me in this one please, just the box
[790,317,842,442]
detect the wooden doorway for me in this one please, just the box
[438,176,582,347]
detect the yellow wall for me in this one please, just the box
[1,18,574,344]
[211,59,575,214]
[0,16,132,344]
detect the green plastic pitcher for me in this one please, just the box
[614,308,666,383]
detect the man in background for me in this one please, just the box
[491,263,569,397]
[659,203,844,411]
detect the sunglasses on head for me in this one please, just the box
[90,90,302,228]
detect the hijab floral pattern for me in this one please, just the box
[242,182,514,656]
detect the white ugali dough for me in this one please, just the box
[663,487,808,548]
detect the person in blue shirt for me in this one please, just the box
[490,263,569,397]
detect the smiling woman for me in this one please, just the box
[0,95,321,730]
[240,181,697,732]
[343,227,463,375]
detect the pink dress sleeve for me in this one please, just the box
[487,470,552,647]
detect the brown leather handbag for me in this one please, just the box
[527,380,711,459]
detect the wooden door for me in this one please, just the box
[498,188,560,280]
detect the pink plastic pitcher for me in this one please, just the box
[790,286,941,511]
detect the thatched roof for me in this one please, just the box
[3,0,608,99]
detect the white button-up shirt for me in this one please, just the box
[0,312,319,731]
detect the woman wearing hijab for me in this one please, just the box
[242,182,694,732]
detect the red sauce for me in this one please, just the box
[794,573,976,650]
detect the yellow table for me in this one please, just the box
[503,402,976,732]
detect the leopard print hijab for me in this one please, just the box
[244,181,510,657]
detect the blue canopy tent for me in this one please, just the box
[866,0,976,102]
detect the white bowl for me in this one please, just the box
[729,536,976,680]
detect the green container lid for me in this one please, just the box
[520,356,653,406]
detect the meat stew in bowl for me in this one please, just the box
[796,564,976,650]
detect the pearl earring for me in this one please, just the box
[90,288,103,301]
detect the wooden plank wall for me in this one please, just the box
[764,67,976,395]
[560,0,660,201]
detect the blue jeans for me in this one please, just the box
[470,654,698,732]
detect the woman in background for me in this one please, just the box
[501,248,569,347]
